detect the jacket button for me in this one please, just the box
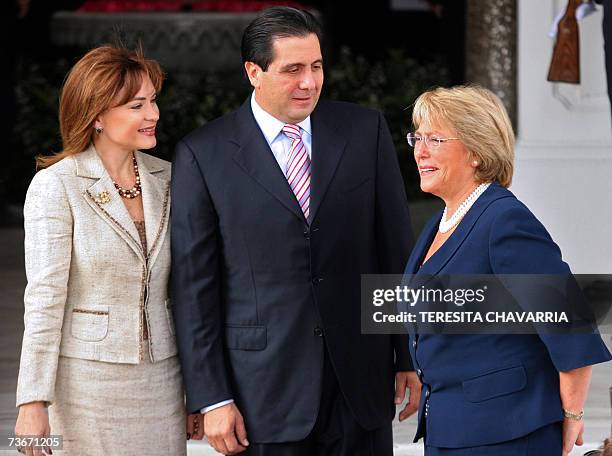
[412,340,417,347]
[312,277,323,285]
[314,327,323,337]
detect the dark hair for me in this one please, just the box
[241,6,322,71]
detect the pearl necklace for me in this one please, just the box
[439,182,490,233]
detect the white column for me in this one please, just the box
[514,0,612,273]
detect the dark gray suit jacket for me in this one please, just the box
[171,99,414,442]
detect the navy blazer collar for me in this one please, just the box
[230,99,347,225]
[405,183,514,276]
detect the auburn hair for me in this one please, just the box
[37,44,164,168]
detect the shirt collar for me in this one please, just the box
[250,92,312,145]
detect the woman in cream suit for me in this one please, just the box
[14,45,201,455]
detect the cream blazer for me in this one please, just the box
[16,145,176,407]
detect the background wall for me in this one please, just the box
[513,0,612,273]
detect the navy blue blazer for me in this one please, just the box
[404,183,611,448]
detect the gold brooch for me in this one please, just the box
[94,191,111,204]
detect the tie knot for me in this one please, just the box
[282,124,301,141]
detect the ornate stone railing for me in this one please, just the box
[51,11,257,71]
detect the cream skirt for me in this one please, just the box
[49,342,186,455]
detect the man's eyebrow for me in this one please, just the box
[280,59,323,71]
[280,62,304,70]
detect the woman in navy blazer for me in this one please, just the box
[404,85,611,455]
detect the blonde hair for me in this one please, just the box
[37,44,164,168]
[412,85,515,188]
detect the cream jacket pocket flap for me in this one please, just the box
[71,306,109,342]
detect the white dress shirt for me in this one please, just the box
[200,93,313,415]
[250,91,312,174]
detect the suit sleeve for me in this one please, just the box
[16,169,72,407]
[171,140,233,413]
[374,112,415,371]
[489,204,611,372]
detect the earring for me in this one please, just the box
[472,160,479,166]
[95,126,103,134]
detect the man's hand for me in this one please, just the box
[562,418,584,456]
[395,371,421,422]
[204,403,249,455]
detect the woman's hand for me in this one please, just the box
[15,401,50,456]
[562,417,584,456]
[559,365,592,456]
[186,413,205,441]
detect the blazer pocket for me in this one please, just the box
[165,299,176,336]
[71,306,109,342]
[462,365,527,403]
[224,325,267,351]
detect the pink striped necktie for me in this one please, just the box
[282,124,311,219]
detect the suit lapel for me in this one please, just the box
[309,108,347,224]
[77,147,145,262]
[136,152,170,267]
[405,214,440,275]
[418,183,513,276]
[231,100,306,223]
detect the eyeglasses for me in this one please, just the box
[406,132,460,149]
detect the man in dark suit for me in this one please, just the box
[171,7,420,455]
